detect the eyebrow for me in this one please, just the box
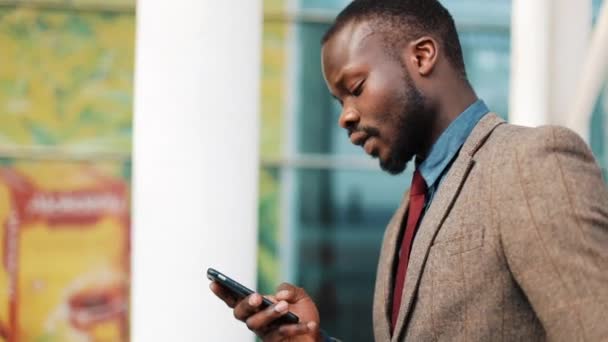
[332,72,345,91]
[331,63,357,95]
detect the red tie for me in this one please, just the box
[391,169,427,333]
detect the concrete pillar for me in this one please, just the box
[131,1,262,341]
[509,0,592,129]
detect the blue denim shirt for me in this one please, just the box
[417,99,489,211]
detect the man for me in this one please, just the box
[211,0,608,340]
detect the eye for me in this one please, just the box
[350,81,364,97]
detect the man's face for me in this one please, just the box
[321,21,435,174]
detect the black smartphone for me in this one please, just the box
[207,267,300,325]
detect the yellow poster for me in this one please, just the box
[0,3,135,341]
[0,160,130,342]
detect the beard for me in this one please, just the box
[378,70,436,175]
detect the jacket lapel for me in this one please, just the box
[373,189,409,341]
[391,113,505,341]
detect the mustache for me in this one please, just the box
[347,125,380,138]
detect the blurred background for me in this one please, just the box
[0,1,133,341]
[0,0,607,341]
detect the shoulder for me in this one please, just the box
[510,125,594,165]
[482,123,594,162]
[472,124,604,191]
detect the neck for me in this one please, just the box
[419,80,477,159]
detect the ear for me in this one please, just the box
[407,36,438,76]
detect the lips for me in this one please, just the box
[349,131,368,146]
[363,138,375,155]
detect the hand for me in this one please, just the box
[210,282,321,342]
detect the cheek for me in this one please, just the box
[379,128,398,156]
[359,82,403,124]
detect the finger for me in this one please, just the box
[276,283,309,304]
[277,321,319,338]
[275,283,299,302]
[245,300,290,332]
[233,293,264,321]
[209,282,239,308]
[264,295,277,304]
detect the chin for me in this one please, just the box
[379,157,408,175]
[378,145,415,175]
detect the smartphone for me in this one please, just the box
[207,267,300,325]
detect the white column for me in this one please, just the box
[509,0,551,127]
[551,1,592,128]
[569,1,608,141]
[131,1,261,341]
[509,0,591,128]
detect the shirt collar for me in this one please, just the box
[417,99,489,187]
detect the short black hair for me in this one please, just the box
[322,0,467,79]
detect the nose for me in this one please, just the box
[338,107,360,130]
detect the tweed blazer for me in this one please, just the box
[373,113,608,341]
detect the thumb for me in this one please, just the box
[275,283,306,302]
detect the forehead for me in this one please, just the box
[321,21,385,81]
